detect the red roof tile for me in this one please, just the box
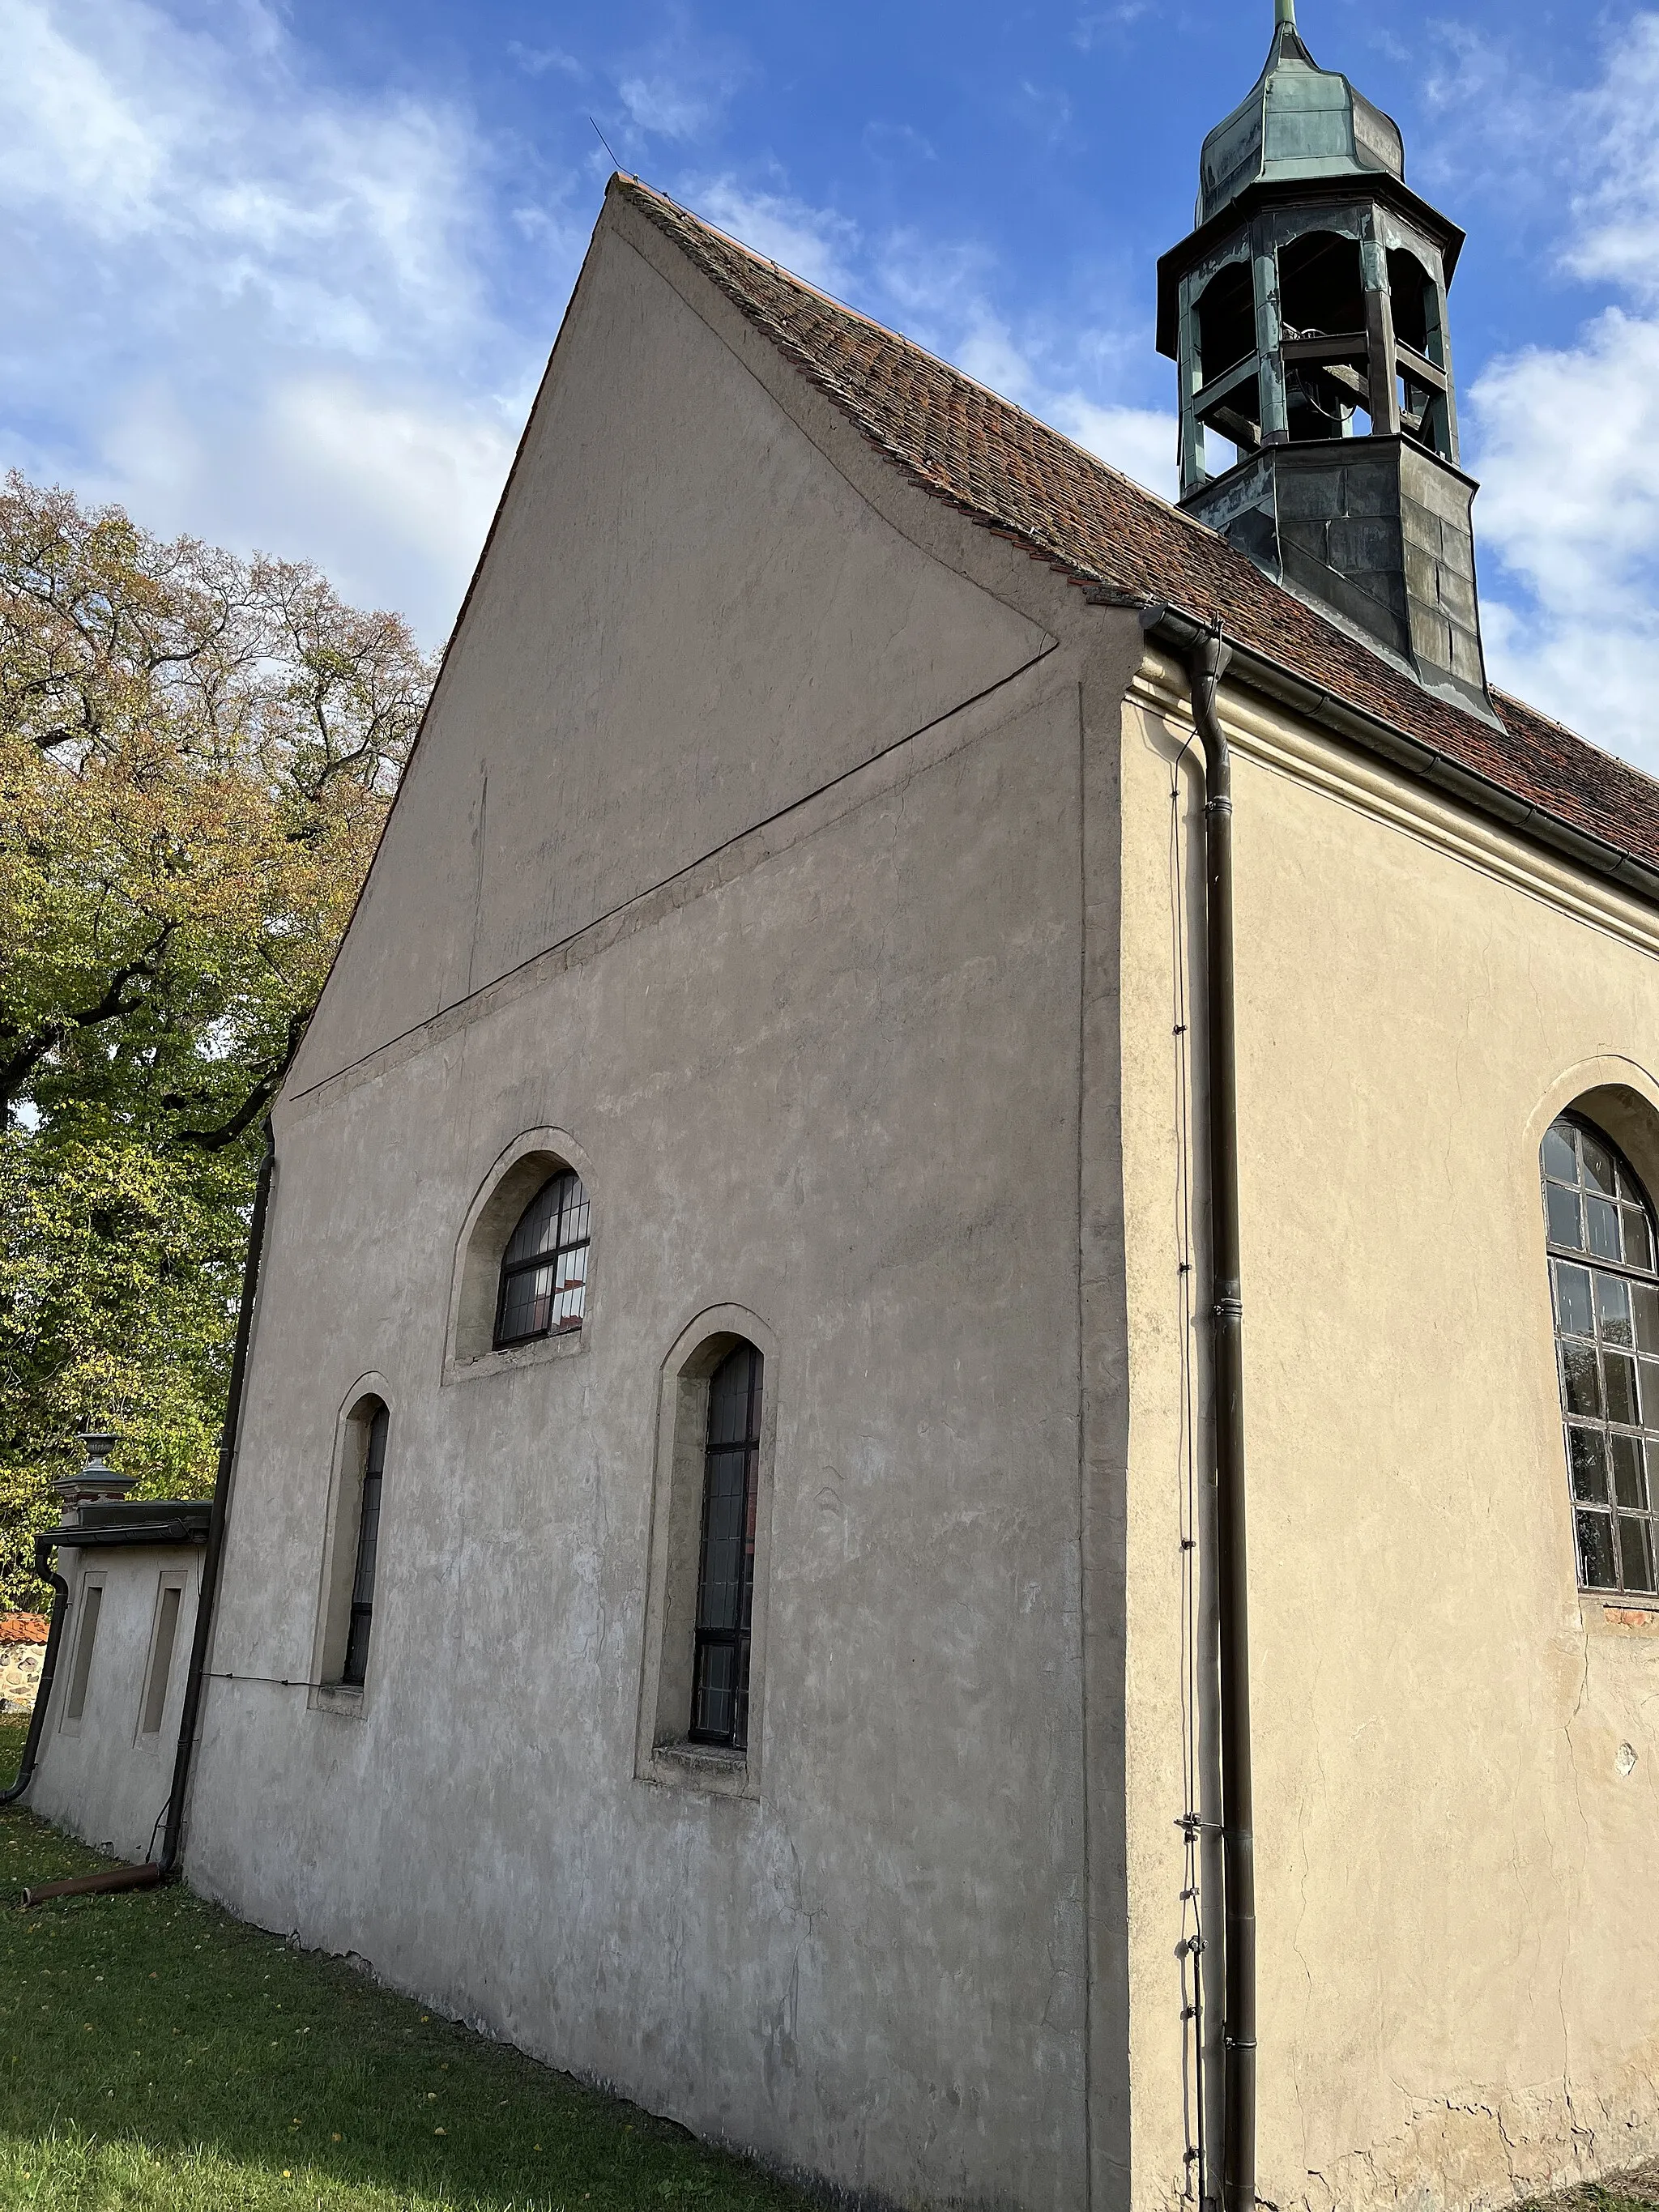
[0,1614,49,1644]
[619,177,1659,883]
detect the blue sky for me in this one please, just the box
[4,0,1658,761]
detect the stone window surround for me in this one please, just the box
[310,1377,394,1720]
[443,1127,599,1386]
[57,1567,107,1739]
[134,1567,189,1751]
[635,1303,780,1802]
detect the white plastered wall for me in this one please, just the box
[28,1546,202,1865]
[1119,651,1659,2212]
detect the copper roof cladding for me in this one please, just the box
[615,175,1659,888]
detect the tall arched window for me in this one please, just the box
[493,1170,590,1349]
[1542,1112,1659,1596]
[341,1400,388,1688]
[690,1342,764,1749]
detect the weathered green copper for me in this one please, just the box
[1156,4,1493,721]
[1198,9,1404,227]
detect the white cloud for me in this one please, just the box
[608,14,749,151]
[0,0,557,639]
[1560,19,1659,301]
[0,0,1175,654]
[1049,399,1178,500]
[508,41,584,79]
[1465,15,1659,763]
[691,178,860,296]
[668,182,1179,503]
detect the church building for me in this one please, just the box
[19,7,1659,2208]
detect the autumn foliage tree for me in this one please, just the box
[0,471,434,1604]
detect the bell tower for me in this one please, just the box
[1157,0,1492,719]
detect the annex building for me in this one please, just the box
[19,8,1659,2208]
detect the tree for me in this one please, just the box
[0,472,435,1605]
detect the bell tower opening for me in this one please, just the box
[1155,0,1492,721]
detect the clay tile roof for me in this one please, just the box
[0,1614,49,1643]
[617,177,1659,882]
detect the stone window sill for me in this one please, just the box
[311,1683,366,1717]
[644,1738,753,1799]
[441,1327,585,1388]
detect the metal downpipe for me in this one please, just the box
[1188,628,1257,2212]
[0,1535,70,1807]
[159,1119,277,1879]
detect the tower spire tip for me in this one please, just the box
[1275,0,1296,23]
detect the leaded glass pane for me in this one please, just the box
[1547,1183,1584,1251]
[1542,1126,1578,1184]
[342,1402,388,1690]
[1562,1341,1602,1420]
[1555,1263,1594,1338]
[1606,1350,1639,1428]
[690,1342,763,1751]
[1626,1208,1654,1272]
[1582,1132,1616,1196]
[1597,1272,1634,1346]
[1577,1510,1618,1590]
[1568,1426,1608,1502]
[494,1170,591,1348]
[1618,1516,1657,1593]
[1544,1113,1659,1597]
[1612,1433,1648,1510]
[1587,1194,1621,1260]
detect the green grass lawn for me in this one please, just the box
[0,1715,812,2212]
[8,1712,1659,2212]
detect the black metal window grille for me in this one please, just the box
[341,1403,389,1688]
[493,1171,591,1349]
[690,1343,763,1750]
[1542,1113,1659,1598]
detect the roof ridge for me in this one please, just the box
[614,174,1239,557]
[604,172,1659,873]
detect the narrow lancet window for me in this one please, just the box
[690,1343,764,1750]
[494,1170,590,1348]
[341,1403,389,1688]
[1542,1113,1659,1597]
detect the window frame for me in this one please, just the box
[444,1130,597,1383]
[688,1342,764,1752]
[311,1383,394,1715]
[339,1402,389,1689]
[492,1170,591,1350]
[1542,1109,1659,1601]
[635,1306,780,1798]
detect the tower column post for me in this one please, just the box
[1176,271,1206,495]
[1361,231,1401,436]
[1252,222,1289,445]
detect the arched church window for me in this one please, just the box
[341,1401,389,1689]
[1542,1112,1659,1596]
[493,1170,591,1349]
[690,1341,764,1750]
